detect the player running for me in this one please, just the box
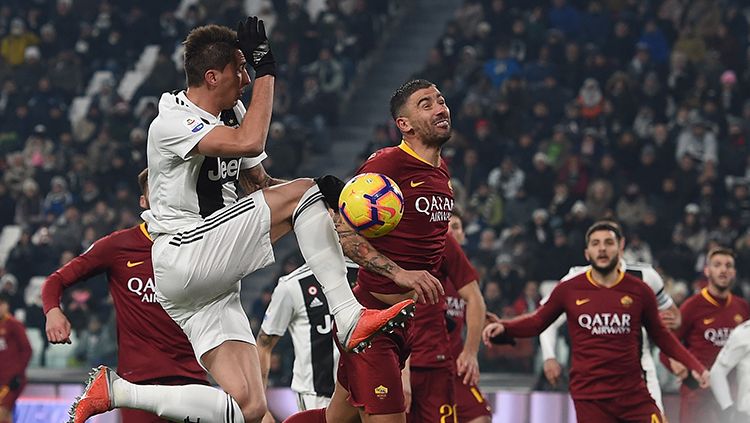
[660,247,749,423]
[70,18,428,423]
[539,220,681,412]
[258,260,359,416]
[42,169,208,423]
[483,221,709,423]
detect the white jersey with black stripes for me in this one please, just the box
[142,90,267,235]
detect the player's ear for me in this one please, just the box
[139,195,148,209]
[583,250,590,262]
[204,69,220,87]
[395,116,412,134]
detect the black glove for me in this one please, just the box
[236,16,276,78]
[8,375,21,391]
[490,332,517,346]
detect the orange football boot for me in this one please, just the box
[69,365,117,423]
[343,299,416,353]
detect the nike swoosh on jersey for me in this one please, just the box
[126,261,145,268]
[576,298,590,306]
[703,318,715,325]
[410,181,425,188]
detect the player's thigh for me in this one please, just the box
[203,340,266,414]
[573,399,618,423]
[454,378,492,423]
[612,393,664,423]
[152,191,274,303]
[261,178,315,239]
[325,382,360,423]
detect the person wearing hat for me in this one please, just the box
[676,112,718,166]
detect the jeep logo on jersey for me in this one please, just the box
[316,314,333,334]
[207,157,241,182]
[578,313,632,335]
[704,327,733,347]
[127,277,158,303]
[414,195,453,222]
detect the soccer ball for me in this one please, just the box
[338,173,404,238]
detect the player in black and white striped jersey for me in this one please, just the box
[258,260,359,416]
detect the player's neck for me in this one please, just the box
[402,138,441,167]
[590,268,621,287]
[707,283,730,300]
[185,87,222,116]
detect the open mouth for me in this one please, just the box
[434,119,450,129]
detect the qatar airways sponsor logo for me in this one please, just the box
[127,277,158,303]
[704,327,733,347]
[578,313,632,335]
[414,195,453,222]
[446,295,465,318]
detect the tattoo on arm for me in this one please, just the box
[336,215,399,279]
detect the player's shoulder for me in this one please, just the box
[561,265,589,282]
[360,146,402,172]
[152,92,202,131]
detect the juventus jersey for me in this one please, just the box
[261,261,359,397]
[142,90,267,235]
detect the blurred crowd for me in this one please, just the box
[0,0,396,369]
[357,0,750,378]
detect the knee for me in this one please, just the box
[239,398,267,423]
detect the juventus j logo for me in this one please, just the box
[184,417,201,423]
[316,315,333,334]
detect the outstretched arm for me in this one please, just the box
[457,281,484,386]
[257,331,281,389]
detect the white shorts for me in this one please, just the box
[152,191,275,366]
[296,392,332,411]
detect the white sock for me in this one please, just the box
[112,378,244,423]
[293,185,363,341]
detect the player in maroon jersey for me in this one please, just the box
[483,222,710,423]
[659,247,749,423]
[0,294,31,423]
[284,79,451,423]
[42,169,209,423]
[442,213,492,423]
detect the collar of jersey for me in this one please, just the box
[585,268,625,288]
[178,90,221,123]
[701,287,731,307]
[398,140,435,167]
[138,222,153,242]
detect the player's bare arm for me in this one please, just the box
[256,330,281,389]
[335,213,443,304]
[457,281,484,386]
[239,165,287,194]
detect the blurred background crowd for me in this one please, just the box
[2,0,750,393]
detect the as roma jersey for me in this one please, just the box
[674,288,749,369]
[42,224,206,383]
[355,141,453,295]
[503,271,705,400]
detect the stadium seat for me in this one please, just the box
[25,327,45,368]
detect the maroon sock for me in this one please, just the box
[283,408,327,423]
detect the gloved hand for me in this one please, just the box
[236,16,276,78]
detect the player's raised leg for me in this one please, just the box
[261,177,415,352]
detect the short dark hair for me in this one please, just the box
[0,293,10,305]
[137,168,148,195]
[707,247,735,261]
[585,220,623,245]
[390,79,435,120]
[183,24,238,87]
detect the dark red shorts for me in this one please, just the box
[454,376,492,422]
[120,376,209,423]
[407,367,455,423]
[0,379,25,411]
[573,392,663,423]
[679,386,721,423]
